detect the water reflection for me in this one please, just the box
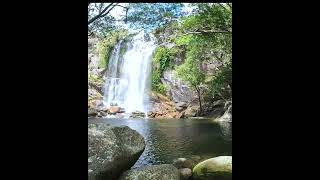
[88,118,232,168]
[217,121,232,141]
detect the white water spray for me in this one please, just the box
[103,31,156,115]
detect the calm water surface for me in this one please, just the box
[88,118,232,168]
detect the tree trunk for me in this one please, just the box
[195,86,202,115]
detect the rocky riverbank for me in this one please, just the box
[88,91,232,122]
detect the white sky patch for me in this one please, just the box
[182,3,196,16]
[109,3,128,20]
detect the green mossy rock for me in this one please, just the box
[192,156,232,180]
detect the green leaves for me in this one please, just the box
[151,46,176,94]
[153,46,175,72]
[208,63,232,99]
[175,35,193,46]
[175,48,205,89]
[172,3,232,101]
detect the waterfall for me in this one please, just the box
[103,31,156,114]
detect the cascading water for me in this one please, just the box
[103,31,156,116]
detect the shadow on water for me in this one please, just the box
[88,118,232,168]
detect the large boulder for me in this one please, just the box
[88,124,145,180]
[184,105,200,117]
[192,156,232,180]
[88,108,97,117]
[119,164,180,180]
[108,106,120,114]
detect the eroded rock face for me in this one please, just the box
[88,124,145,180]
[119,164,180,180]
[175,102,188,111]
[162,70,196,103]
[193,156,232,180]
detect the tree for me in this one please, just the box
[178,5,231,88]
[172,3,232,111]
[176,48,205,114]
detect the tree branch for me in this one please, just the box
[218,3,229,12]
[227,3,232,9]
[180,30,231,36]
[115,4,128,9]
[98,3,103,13]
[88,3,117,25]
[125,7,128,24]
[100,3,119,17]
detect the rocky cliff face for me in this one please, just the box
[161,69,196,103]
[88,36,105,111]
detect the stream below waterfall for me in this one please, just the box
[88,118,232,168]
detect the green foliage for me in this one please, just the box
[153,47,175,71]
[208,63,232,99]
[174,3,232,102]
[175,48,205,90]
[151,46,176,93]
[158,84,168,95]
[97,29,128,69]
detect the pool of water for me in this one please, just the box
[88,118,232,168]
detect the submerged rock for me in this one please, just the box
[119,164,180,180]
[173,156,202,170]
[88,124,145,180]
[192,156,232,180]
[179,168,192,180]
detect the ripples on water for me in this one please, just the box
[88,118,232,168]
